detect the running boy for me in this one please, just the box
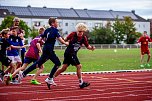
[0,29,12,81]
[53,23,95,89]
[137,31,152,68]
[6,27,45,85]
[17,17,69,87]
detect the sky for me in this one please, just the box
[0,0,152,19]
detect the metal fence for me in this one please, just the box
[53,44,152,50]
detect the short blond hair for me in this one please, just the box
[13,17,20,22]
[75,23,88,32]
[0,28,10,36]
[38,27,45,31]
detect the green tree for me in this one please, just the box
[123,17,137,44]
[112,16,140,44]
[0,16,31,38]
[112,17,125,44]
[89,26,114,44]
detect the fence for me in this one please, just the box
[53,44,152,50]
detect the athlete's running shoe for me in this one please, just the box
[45,78,56,90]
[18,71,23,83]
[5,74,12,85]
[10,79,21,84]
[145,63,151,67]
[30,79,41,85]
[45,78,56,86]
[140,64,144,68]
[0,70,4,82]
[79,82,90,88]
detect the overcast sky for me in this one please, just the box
[0,0,152,19]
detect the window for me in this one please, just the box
[139,24,140,28]
[65,23,68,26]
[58,22,62,27]
[34,21,41,27]
[94,23,103,28]
[143,25,145,28]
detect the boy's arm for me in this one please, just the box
[36,43,42,53]
[86,45,95,51]
[57,37,69,46]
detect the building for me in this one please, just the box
[0,5,150,37]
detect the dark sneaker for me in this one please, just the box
[0,73,4,82]
[46,82,51,90]
[0,70,5,82]
[79,82,90,89]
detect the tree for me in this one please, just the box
[89,26,114,44]
[0,16,31,38]
[123,17,137,44]
[112,16,140,44]
[112,17,125,44]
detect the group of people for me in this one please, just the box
[0,16,151,89]
[0,17,95,89]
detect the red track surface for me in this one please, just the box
[0,71,152,101]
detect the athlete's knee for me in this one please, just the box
[61,65,68,71]
[77,64,82,69]
[55,61,61,67]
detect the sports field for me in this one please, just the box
[33,48,152,73]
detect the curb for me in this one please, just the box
[27,69,152,76]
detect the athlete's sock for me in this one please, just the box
[79,78,83,85]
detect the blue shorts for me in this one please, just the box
[24,57,37,64]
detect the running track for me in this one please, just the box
[0,70,152,101]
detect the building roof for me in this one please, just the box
[0,6,147,21]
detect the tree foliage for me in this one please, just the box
[89,26,114,44]
[112,16,141,44]
[0,16,31,38]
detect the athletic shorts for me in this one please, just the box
[24,57,37,64]
[0,54,12,66]
[141,49,150,55]
[7,55,21,63]
[63,53,80,66]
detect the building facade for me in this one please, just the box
[0,6,150,37]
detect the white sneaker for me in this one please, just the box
[45,78,57,86]
[18,71,23,83]
[10,80,21,84]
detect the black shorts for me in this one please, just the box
[0,54,12,67]
[63,53,80,66]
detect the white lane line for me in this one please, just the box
[53,93,152,101]
[26,90,152,101]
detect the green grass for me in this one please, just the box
[38,48,152,73]
[1,48,151,73]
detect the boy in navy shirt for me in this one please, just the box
[17,17,68,87]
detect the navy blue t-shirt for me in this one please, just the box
[41,27,60,50]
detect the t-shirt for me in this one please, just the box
[40,27,60,51]
[7,35,23,56]
[67,32,89,47]
[137,36,152,51]
[25,37,43,59]
[0,38,11,56]
[65,32,89,53]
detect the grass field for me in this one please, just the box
[1,48,151,73]
[39,48,152,73]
